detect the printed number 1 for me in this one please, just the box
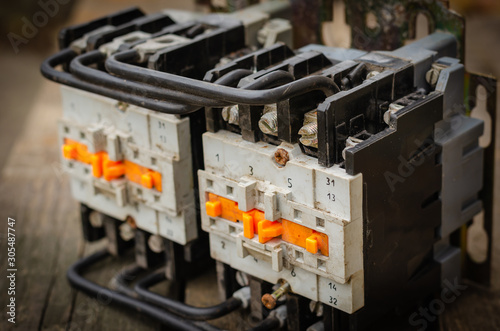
[216,154,219,162]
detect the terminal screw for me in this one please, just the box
[222,105,239,125]
[425,63,447,88]
[262,282,291,309]
[299,122,318,148]
[116,101,129,112]
[366,71,380,80]
[259,110,278,136]
[274,148,289,166]
[383,102,405,125]
[148,234,165,253]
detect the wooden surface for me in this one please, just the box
[0,1,499,330]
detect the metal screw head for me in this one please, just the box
[299,122,319,148]
[383,103,405,125]
[262,293,277,310]
[148,235,165,253]
[425,63,447,88]
[425,68,440,88]
[366,71,380,80]
[298,122,318,136]
[259,111,278,136]
[222,105,239,125]
[342,136,364,160]
[119,222,135,242]
[116,101,129,112]
[126,215,137,229]
[274,148,289,166]
[89,211,104,228]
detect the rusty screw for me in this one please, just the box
[116,101,129,112]
[274,148,289,166]
[126,215,137,229]
[261,282,291,309]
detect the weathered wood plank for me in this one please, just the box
[0,82,81,330]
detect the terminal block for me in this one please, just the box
[49,5,293,270]
[198,33,489,329]
[59,87,197,245]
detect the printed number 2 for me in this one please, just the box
[329,296,337,305]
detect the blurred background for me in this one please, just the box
[0,0,498,330]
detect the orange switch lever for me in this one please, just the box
[206,200,222,217]
[243,213,255,239]
[258,220,283,244]
[141,173,154,189]
[102,155,125,181]
[62,144,77,159]
[91,153,104,178]
[306,235,319,254]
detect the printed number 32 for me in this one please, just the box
[329,296,337,305]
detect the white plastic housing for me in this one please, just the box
[58,86,197,245]
[199,131,364,313]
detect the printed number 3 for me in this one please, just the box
[329,296,337,305]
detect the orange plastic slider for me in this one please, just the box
[206,200,222,217]
[91,152,104,178]
[242,209,267,240]
[62,139,93,164]
[124,161,162,192]
[257,220,283,244]
[205,193,242,222]
[102,154,126,181]
[306,234,320,254]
